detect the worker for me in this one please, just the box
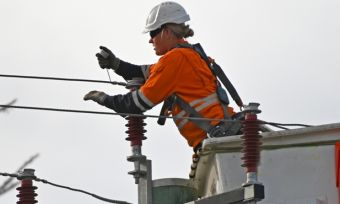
[84,1,241,153]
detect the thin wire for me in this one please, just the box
[0,172,131,204]
[0,74,127,86]
[34,178,131,204]
[106,70,113,82]
[0,99,17,112]
[0,172,18,179]
[0,154,39,195]
[0,74,315,127]
[259,120,311,128]
[270,122,311,127]
[0,74,313,127]
[265,123,289,130]
[0,104,313,128]
[0,104,233,122]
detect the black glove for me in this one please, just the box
[95,46,120,70]
[83,91,108,105]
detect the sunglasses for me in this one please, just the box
[149,27,164,38]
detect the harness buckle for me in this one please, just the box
[208,121,242,138]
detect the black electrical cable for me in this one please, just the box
[269,122,311,127]
[265,123,290,130]
[0,154,39,195]
[0,105,127,116]
[259,120,312,128]
[0,74,315,128]
[0,172,131,204]
[0,172,19,179]
[0,105,313,127]
[34,178,131,204]
[0,74,127,86]
[0,104,236,122]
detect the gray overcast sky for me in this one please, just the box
[1,0,339,203]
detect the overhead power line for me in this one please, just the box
[35,177,131,204]
[0,74,313,129]
[0,104,312,129]
[0,74,127,86]
[261,121,311,128]
[0,154,39,196]
[0,104,231,122]
[0,171,131,204]
[0,99,17,112]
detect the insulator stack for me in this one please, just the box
[125,77,148,184]
[241,113,262,172]
[125,77,147,146]
[125,116,147,146]
[241,103,262,186]
[16,169,38,204]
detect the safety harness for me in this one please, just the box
[157,43,243,137]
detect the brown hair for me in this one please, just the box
[166,23,194,38]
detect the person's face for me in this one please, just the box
[149,26,177,56]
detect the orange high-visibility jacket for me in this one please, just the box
[135,47,235,147]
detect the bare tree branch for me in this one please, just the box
[0,99,17,112]
[0,153,39,196]
[0,183,17,195]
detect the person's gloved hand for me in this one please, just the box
[83,91,108,105]
[95,46,120,70]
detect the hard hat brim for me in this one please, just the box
[142,14,190,34]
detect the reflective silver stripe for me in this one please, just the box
[189,93,218,106]
[131,91,146,111]
[173,110,187,121]
[174,93,218,122]
[177,97,219,130]
[137,90,155,108]
[141,65,151,80]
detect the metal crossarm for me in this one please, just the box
[185,184,264,204]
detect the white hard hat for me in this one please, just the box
[143,1,190,33]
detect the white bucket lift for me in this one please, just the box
[190,123,340,204]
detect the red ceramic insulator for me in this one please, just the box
[16,179,38,204]
[125,116,147,146]
[241,113,262,173]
